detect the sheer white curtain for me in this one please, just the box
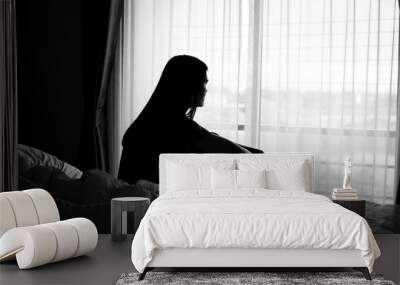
[120,0,399,203]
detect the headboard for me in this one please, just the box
[159,153,314,196]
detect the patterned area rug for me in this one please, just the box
[116,272,395,285]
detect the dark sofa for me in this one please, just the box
[18,144,158,233]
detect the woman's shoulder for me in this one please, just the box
[180,116,210,138]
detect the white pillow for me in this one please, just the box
[211,168,268,190]
[211,168,236,190]
[237,158,310,191]
[267,168,306,191]
[167,162,211,191]
[236,169,267,188]
[165,158,235,192]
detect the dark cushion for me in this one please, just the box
[18,144,82,178]
[25,166,83,203]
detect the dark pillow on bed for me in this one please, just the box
[18,144,82,178]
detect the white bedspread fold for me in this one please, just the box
[131,190,380,273]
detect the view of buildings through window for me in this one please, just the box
[122,0,399,203]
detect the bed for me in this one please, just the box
[131,153,380,280]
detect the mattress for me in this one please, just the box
[131,190,380,273]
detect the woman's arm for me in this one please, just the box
[202,132,263,153]
[238,144,264,153]
[190,133,250,153]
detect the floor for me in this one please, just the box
[0,235,134,285]
[373,234,400,284]
[1,234,399,285]
[1,208,400,285]
[366,202,400,234]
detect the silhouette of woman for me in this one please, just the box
[118,55,262,184]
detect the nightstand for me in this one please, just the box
[332,199,366,218]
[111,197,150,242]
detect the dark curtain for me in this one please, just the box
[397,0,400,205]
[81,0,124,172]
[16,1,85,169]
[0,0,18,192]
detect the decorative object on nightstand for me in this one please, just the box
[332,188,359,200]
[342,156,352,190]
[332,156,359,201]
[111,197,150,242]
[330,157,364,217]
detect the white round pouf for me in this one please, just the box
[24,189,60,223]
[0,226,57,269]
[0,218,98,269]
[0,189,98,269]
[0,196,17,237]
[65,218,98,257]
[1,191,39,227]
[42,221,79,262]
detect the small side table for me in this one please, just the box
[332,199,366,218]
[111,197,150,242]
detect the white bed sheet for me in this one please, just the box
[131,190,380,273]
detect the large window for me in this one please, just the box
[121,0,399,203]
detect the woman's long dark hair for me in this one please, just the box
[122,55,208,145]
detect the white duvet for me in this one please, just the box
[131,190,380,273]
